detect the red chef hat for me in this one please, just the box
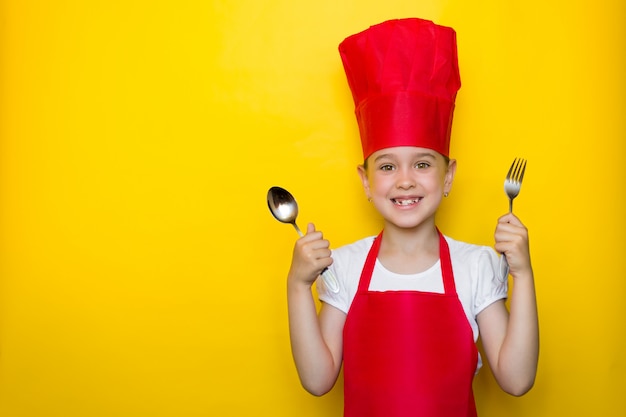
[339,18,461,160]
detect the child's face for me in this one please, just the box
[358,146,455,229]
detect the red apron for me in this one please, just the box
[343,230,478,417]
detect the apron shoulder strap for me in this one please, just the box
[357,231,383,292]
[437,229,457,295]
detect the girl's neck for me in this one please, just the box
[378,223,441,274]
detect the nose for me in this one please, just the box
[395,167,415,189]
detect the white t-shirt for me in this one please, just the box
[317,234,508,370]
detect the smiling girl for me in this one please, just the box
[285,18,538,417]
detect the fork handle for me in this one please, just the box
[499,203,513,281]
[498,255,509,282]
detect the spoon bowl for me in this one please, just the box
[266,186,340,293]
[267,186,303,236]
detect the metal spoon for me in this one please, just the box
[267,186,340,293]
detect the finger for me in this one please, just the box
[299,245,333,272]
[495,227,527,250]
[307,239,331,251]
[495,228,528,252]
[495,221,519,237]
[498,218,528,235]
[299,223,322,243]
[498,212,524,227]
[498,212,514,223]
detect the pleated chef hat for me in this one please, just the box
[339,18,461,160]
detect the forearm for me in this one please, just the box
[287,281,340,396]
[495,270,539,395]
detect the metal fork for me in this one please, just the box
[498,158,527,280]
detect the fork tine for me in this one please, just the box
[512,158,524,182]
[517,159,527,184]
[512,158,522,182]
[506,158,517,180]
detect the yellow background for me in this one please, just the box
[1,1,624,416]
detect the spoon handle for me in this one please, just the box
[321,268,340,294]
[292,222,304,237]
[291,222,340,293]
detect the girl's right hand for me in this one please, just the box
[288,223,333,287]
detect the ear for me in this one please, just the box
[444,158,457,195]
[357,164,371,200]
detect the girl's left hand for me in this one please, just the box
[494,213,532,278]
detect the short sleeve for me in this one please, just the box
[473,247,508,315]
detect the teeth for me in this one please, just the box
[394,199,419,206]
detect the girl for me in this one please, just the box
[286,18,538,417]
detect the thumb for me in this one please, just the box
[306,222,316,234]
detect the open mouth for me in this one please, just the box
[391,198,422,206]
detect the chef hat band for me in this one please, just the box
[339,18,461,160]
